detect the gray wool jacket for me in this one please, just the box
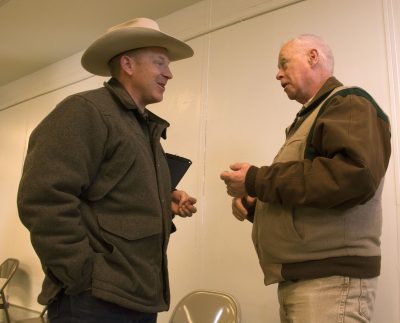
[17,78,173,313]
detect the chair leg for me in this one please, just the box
[3,306,11,323]
[1,290,10,323]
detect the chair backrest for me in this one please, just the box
[169,290,241,323]
[0,258,19,292]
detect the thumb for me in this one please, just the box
[230,162,244,171]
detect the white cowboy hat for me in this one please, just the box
[81,17,194,76]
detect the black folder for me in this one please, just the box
[166,153,192,189]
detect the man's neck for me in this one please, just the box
[303,76,330,106]
[118,77,146,113]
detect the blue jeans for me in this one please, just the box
[278,276,378,323]
[47,290,158,323]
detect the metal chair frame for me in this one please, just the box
[0,258,19,323]
[14,306,48,323]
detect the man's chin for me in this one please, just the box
[284,90,298,101]
[285,92,295,100]
[148,96,163,105]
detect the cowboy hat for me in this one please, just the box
[81,17,194,76]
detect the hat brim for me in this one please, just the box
[81,27,194,76]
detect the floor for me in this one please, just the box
[0,305,44,322]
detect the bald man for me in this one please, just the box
[221,34,391,323]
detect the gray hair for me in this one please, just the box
[292,34,334,75]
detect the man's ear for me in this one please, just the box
[308,48,319,67]
[120,55,134,76]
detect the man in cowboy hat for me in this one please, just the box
[18,17,197,323]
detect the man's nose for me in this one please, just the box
[164,66,173,79]
[276,70,283,80]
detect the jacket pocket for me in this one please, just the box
[253,202,303,263]
[83,141,137,201]
[98,213,162,241]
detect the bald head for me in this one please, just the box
[292,34,334,75]
[276,34,334,104]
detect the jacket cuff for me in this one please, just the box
[241,197,256,223]
[245,166,259,197]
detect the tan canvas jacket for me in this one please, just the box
[245,77,391,284]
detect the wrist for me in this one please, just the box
[245,165,259,197]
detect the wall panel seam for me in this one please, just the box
[382,0,400,320]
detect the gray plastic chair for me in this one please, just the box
[0,258,19,323]
[169,290,241,323]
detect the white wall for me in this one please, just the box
[1,0,399,322]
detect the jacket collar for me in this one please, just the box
[298,77,343,117]
[104,77,142,111]
[104,77,170,139]
[285,77,343,136]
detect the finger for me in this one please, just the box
[232,209,245,221]
[220,171,231,181]
[186,197,197,204]
[180,207,193,217]
[181,203,196,215]
[234,200,247,214]
[227,188,238,197]
[185,205,197,213]
[180,192,189,199]
[178,194,189,206]
[181,201,196,211]
[233,199,247,219]
[246,196,256,206]
[176,207,187,217]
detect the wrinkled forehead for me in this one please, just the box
[279,41,296,58]
[278,40,306,61]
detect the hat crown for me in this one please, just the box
[108,17,160,33]
[82,17,193,76]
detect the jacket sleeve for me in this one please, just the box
[245,93,391,209]
[17,95,107,294]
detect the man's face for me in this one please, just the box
[275,41,314,104]
[128,47,172,107]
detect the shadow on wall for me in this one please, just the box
[10,266,35,307]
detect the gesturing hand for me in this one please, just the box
[220,162,251,197]
[171,190,197,217]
